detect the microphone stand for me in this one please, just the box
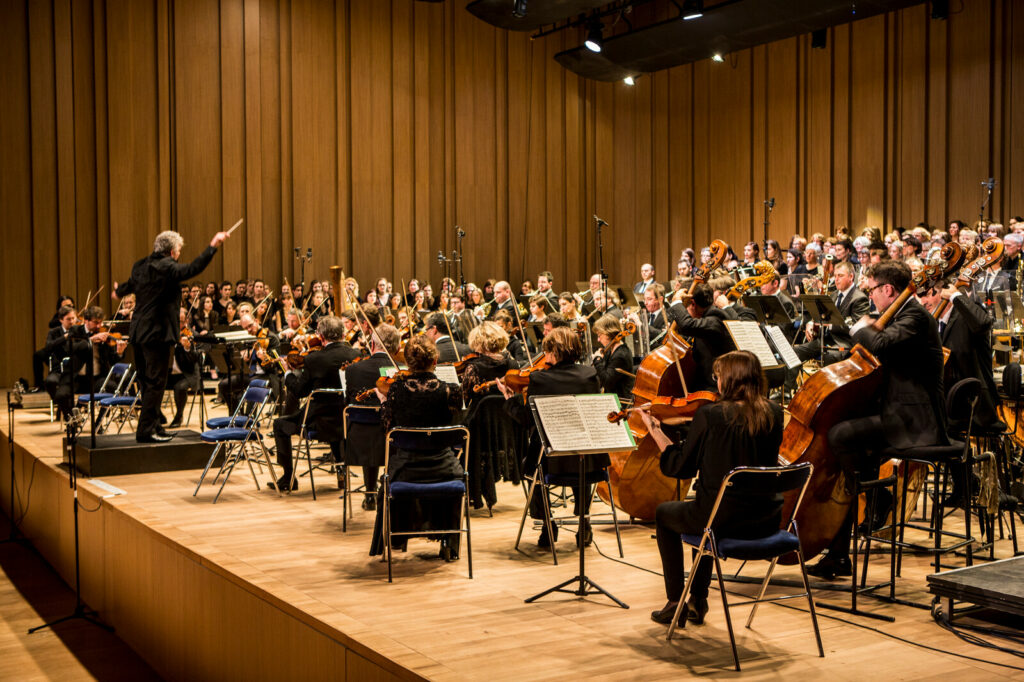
[294,247,313,290]
[980,178,996,226]
[2,390,27,546]
[456,227,467,296]
[763,197,775,252]
[30,328,112,634]
[594,216,609,314]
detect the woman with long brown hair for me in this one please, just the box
[642,350,784,627]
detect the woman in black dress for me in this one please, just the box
[591,315,634,403]
[645,350,784,626]
[369,335,464,558]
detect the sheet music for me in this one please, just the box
[723,320,781,369]
[765,325,803,370]
[532,394,635,454]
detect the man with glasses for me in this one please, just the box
[807,261,947,580]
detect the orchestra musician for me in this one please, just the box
[114,229,229,443]
[535,271,558,307]
[486,281,516,320]
[344,323,402,510]
[168,307,202,428]
[269,315,359,492]
[368,335,464,558]
[423,312,471,363]
[668,283,736,392]
[31,294,75,392]
[808,261,947,579]
[644,351,783,626]
[498,327,606,547]
[591,315,635,402]
[216,312,281,413]
[634,263,657,295]
[794,261,870,365]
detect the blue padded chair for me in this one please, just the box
[76,362,131,407]
[666,462,823,672]
[205,377,269,430]
[382,426,472,582]
[342,404,384,532]
[97,371,140,434]
[193,385,277,502]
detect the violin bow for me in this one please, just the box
[660,307,690,397]
[337,266,399,368]
[509,288,535,366]
[440,298,462,362]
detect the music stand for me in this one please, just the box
[523,394,634,609]
[800,294,847,365]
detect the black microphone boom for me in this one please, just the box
[593,215,608,227]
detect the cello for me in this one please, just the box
[778,245,963,562]
[596,240,729,520]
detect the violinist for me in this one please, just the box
[43,305,84,419]
[278,311,303,345]
[368,335,464,559]
[268,315,360,492]
[344,323,402,509]
[449,293,476,344]
[216,312,281,413]
[423,312,470,364]
[645,351,783,626]
[492,311,527,367]
[808,261,947,580]
[459,321,517,404]
[168,307,202,428]
[114,228,228,443]
[591,315,635,402]
[497,326,605,548]
[31,295,75,392]
[668,283,736,392]
[113,293,135,321]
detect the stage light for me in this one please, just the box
[811,28,827,49]
[682,0,703,20]
[512,0,527,19]
[584,21,603,53]
[712,53,724,63]
[624,76,635,85]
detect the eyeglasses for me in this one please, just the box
[867,283,888,295]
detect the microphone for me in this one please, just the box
[456,226,466,238]
[306,247,313,260]
[437,250,446,265]
[982,177,997,191]
[594,215,608,227]
[764,197,775,209]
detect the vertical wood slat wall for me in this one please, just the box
[1,0,1021,385]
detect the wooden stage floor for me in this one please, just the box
[3,404,1024,680]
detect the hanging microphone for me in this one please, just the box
[306,247,313,259]
[982,178,997,191]
[437,250,446,265]
[764,197,775,209]
[456,226,466,238]
[594,215,608,227]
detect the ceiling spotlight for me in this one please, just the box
[681,0,703,20]
[623,76,635,85]
[512,0,527,19]
[711,53,724,63]
[584,21,604,53]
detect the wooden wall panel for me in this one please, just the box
[2,0,1024,384]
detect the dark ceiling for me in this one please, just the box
[465,0,931,82]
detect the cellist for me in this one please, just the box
[667,283,736,392]
[807,261,947,580]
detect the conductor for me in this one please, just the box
[115,229,231,442]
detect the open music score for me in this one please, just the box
[530,394,636,455]
[765,325,803,370]
[723,320,782,370]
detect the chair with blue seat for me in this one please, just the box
[204,377,269,431]
[292,387,347,501]
[97,372,141,434]
[76,362,131,413]
[342,403,384,532]
[382,425,472,582]
[193,385,278,502]
[665,462,824,672]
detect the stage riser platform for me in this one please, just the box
[0,434,422,681]
[68,431,222,477]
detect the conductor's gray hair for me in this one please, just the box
[154,230,184,255]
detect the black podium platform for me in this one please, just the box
[927,556,1024,617]
[67,430,221,477]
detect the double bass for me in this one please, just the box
[778,244,963,561]
[596,240,729,520]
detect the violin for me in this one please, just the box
[285,333,325,369]
[453,352,480,375]
[472,357,553,395]
[355,368,413,402]
[607,391,719,425]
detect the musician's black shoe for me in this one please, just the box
[27,387,42,394]
[266,477,297,492]
[362,495,376,511]
[168,418,183,428]
[576,522,593,548]
[651,601,681,625]
[686,597,710,625]
[806,556,852,581]
[137,433,173,444]
[537,524,559,548]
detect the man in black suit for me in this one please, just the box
[634,263,657,296]
[486,281,517,320]
[794,261,870,365]
[344,323,401,509]
[423,312,471,364]
[535,271,559,308]
[668,283,736,392]
[114,228,229,442]
[759,275,797,320]
[217,312,283,413]
[268,316,359,491]
[43,305,126,420]
[809,261,947,579]
[708,276,759,323]
[498,326,605,547]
